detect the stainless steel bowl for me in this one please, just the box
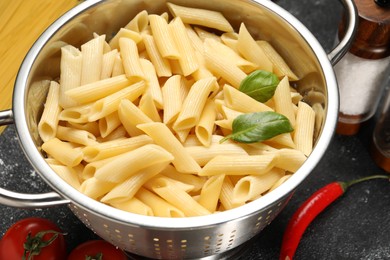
[0,0,357,258]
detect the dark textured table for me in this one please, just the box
[1,0,390,259]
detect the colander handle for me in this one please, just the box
[0,187,70,208]
[0,109,70,208]
[327,0,358,65]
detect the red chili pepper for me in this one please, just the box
[280,174,390,260]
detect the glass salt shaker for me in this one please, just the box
[371,84,390,173]
[334,0,390,135]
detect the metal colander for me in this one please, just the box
[0,0,357,258]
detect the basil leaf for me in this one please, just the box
[221,111,294,143]
[239,70,279,103]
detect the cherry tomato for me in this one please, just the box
[68,240,128,260]
[0,217,66,260]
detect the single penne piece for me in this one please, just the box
[138,92,162,122]
[203,38,258,73]
[79,177,116,199]
[146,176,211,216]
[139,58,163,109]
[100,161,169,204]
[59,103,92,124]
[219,176,244,210]
[38,81,62,142]
[273,76,296,127]
[167,2,233,32]
[88,81,145,121]
[65,74,134,104]
[194,26,222,42]
[118,98,153,137]
[232,168,285,204]
[294,101,315,156]
[137,122,201,173]
[119,37,145,81]
[56,125,97,146]
[97,125,128,142]
[142,34,172,77]
[136,187,185,218]
[94,144,174,183]
[198,154,276,176]
[220,105,243,120]
[264,133,296,149]
[220,32,239,52]
[109,197,154,216]
[269,174,292,192]
[112,53,125,76]
[149,14,180,59]
[256,40,299,81]
[160,165,206,193]
[173,77,218,131]
[162,75,182,124]
[82,134,153,162]
[48,164,81,190]
[273,148,307,173]
[66,121,100,137]
[108,28,142,50]
[237,23,272,72]
[100,49,118,79]
[185,25,204,54]
[184,142,248,166]
[99,112,121,138]
[59,45,82,108]
[195,98,216,147]
[203,42,247,89]
[80,35,105,85]
[41,138,83,167]
[124,10,149,32]
[223,84,273,113]
[169,17,199,76]
[198,174,225,212]
[81,156,117,180]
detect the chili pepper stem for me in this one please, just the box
[339,174,390,192]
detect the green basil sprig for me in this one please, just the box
[220,111,294,143]
[239,70,279,103]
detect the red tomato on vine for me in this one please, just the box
[67,240,128,260]
[0,217,66,260]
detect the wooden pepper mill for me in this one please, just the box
[335,0,390,135]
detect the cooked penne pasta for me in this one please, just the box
[59,45,82,108]
[88,81,145,121]
[82,134,152,162]
[94,144,174,183]
[294,101,315,156]
[38,4,316,218]
[101,162,169,204]
[199,154,277,176]
[149,14,180,59]
[198,174,225,212]
[167,2,233,32]
[41,138,83,167]
[38,81,62,142]
[169,17,199,76]
[135,187,185,218]
[232,168,285,204]
[80,35,105,85]
[137,122,201,173]
[110,197,154,216]
[237,23,272,72]
[146,176,211,216]
[173,77,218,131]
